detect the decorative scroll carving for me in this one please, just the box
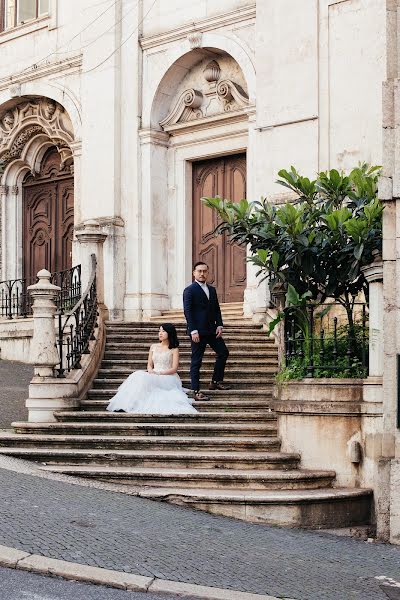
[217,80,249,112]
[0,99,74,172]
[160,60,249,129]
[160,88,204,127]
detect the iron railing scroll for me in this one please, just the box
[284,302,368,378]
[56,255,98,378]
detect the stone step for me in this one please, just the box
[95,368,276,378]
[38,465,336,490]
[0,448,300,470]
[103,351,277,360]
[99,362,277,372]
[0,433,281,451]
[12,421,278,437]
[120,486,373,528]
[149,317,250,324]
[150,307,244,315]
[101,357,278,367]
[107,324,265,333]
[92,378,275,389]
[86,389,273,400]
[105,333,272,342]
[80,399,272,412]
[103,345,278,355]
[53,411,277,424]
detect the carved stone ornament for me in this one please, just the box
[187,31,202,49]
[203,61,221,84]
[0,99,74,172]
[160,63,249,129]
[160,88,204,127]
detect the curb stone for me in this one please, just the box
[0,543,296,600]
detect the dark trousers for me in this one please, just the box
[190,334,229,391]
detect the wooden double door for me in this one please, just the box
[192,154,247,303]
[23,147,74,282]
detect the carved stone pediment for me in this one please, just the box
[0,99,74,171]
[160,60,249,130]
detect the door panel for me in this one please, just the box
[23,147,74,282]
[192,154,246,303]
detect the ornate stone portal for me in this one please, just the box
[0,98,74,174]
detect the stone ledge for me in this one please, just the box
[274,378,364,402]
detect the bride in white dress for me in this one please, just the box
[106,323,197,414]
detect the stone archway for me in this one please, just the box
[0,97,75,281]
[138,44,254,316]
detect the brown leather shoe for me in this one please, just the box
[209,381,231,390]
[193,390,210,401]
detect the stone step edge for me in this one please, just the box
[0,543,284,600]
[0,448,298,461]
[0,433,281,444]
[126,486,373,505]
[40,465,336,479]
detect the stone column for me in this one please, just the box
[362,258,384,380]
[75,220,107,316]
[27,269,61,377]
[0,185,8,280]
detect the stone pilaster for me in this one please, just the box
[0,185,8,279]
[75,220,107,317]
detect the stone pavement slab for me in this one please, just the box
[0,465,398,600]
[0,359,31,428]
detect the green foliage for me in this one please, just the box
[202,163,383,312]
[277,321,368,381]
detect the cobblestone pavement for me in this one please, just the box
[0,359,31,428]
[0,566,194,600]
[0,467,398,600]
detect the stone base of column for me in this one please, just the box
[26,378,80,422]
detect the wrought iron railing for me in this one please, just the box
[52,265,82,313]
[284,302,368,378]
[56,255,98,377]
[0,265,81,319]
[0,276,35,318]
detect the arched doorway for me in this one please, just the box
[192,153,247,302]
[22,146,74,281]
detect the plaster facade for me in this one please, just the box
[0,0,386,319]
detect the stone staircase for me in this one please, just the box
[150,301,246,324]
[0,314,372,528]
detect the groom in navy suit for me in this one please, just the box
[183,261,230,401]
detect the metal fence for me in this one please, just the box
[284,302,368,378]
[0,265,81,320]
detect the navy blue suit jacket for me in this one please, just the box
[183,282,223,335]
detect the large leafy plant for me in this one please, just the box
[203,164,383,335]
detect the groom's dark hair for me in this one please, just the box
[193,261,208,270]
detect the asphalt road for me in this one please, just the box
[0,566,194,600]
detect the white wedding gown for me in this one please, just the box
[106,344,197,414]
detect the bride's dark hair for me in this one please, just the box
[161,323,179,349]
